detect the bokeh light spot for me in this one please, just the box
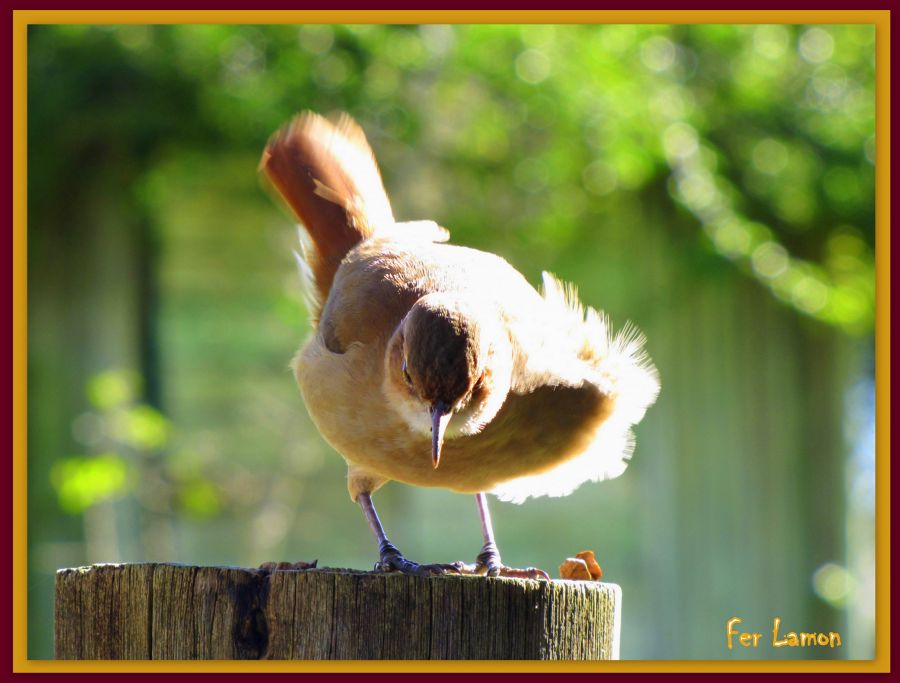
[799,27,834,64]
[515,49,552,84]
[752,138,789,175]
[640,36,677,72]
[582,160,619,197]
[792,275,829,313]
[298,25,335,55]
[751,241,789,279]
[663,122,699,161]
[813,562,855,607]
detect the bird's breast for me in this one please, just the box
[295,334,613,493]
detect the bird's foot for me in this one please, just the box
[454,543,550,581]
[374,541,461,577]
[258,559,318,573]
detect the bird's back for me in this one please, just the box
[317,237,543,351]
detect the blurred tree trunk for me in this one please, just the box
[629,200,851,659]
[27,158,157,658]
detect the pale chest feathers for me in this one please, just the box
[293,332,617,496]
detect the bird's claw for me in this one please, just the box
[374,542,461,577]
[451,560,550,581]
[456,543,550,581]
[374,557,461,577]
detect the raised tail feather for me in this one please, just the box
[260,112,395,317]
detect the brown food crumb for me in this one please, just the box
[559,557,593,581]
[575,550,603,579]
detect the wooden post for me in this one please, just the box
[55,563,621,660]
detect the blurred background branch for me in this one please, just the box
[27,24,875,659]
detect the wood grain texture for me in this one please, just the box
[55,563,620,660]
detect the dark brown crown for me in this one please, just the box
[403,296,481,408]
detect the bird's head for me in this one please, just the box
[384,293,512,468]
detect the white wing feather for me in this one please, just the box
[490,272,660,503]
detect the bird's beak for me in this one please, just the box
[430,401,452,469]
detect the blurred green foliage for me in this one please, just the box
[29,24,874,331]
[51,453,132,514]
[27,23,875,661]
[52,368,221,520]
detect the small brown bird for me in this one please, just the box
[260,112,659,579]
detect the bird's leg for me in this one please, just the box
[473,492,502,576]
[469,493,551,581]
[358,492,460,577]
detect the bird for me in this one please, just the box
[259,111,660,580]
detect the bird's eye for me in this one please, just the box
[402,360,413,386]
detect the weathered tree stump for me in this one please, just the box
[55,563,621,660]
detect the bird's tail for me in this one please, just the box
[260,112,395,318]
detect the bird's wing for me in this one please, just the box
[489,271,660,503]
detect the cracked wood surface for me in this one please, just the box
[54,563,621,660]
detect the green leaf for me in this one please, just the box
[50,453,132,514]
